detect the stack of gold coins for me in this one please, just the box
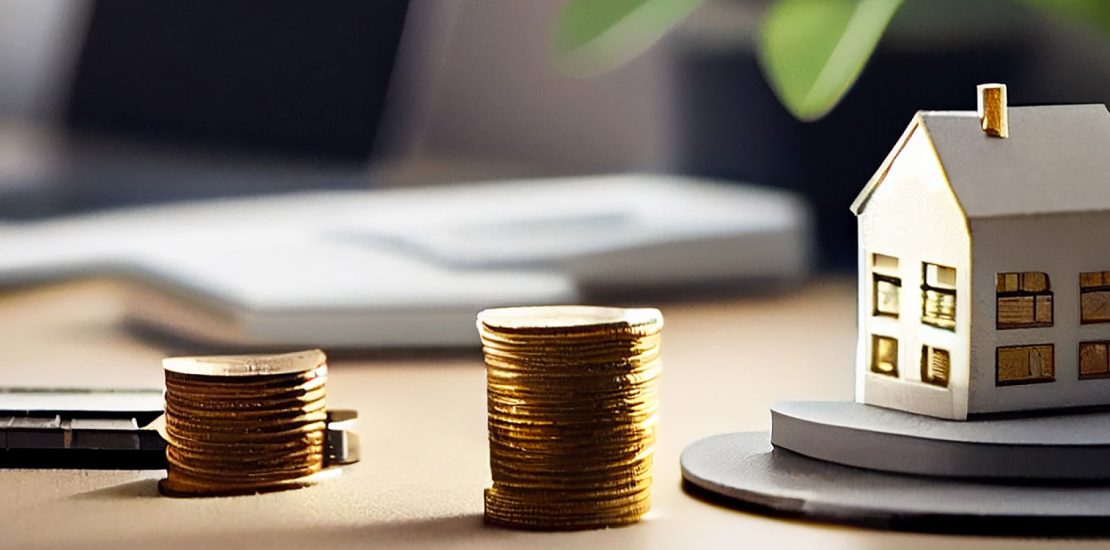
[159,349,329,497]
[477,305,663,530]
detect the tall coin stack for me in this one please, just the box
[159,349,329,497]
[477,305,663,530]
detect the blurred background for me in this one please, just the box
[1,0,1109,349]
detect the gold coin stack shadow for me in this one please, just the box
[477,305,663,530]
[159,349,331,497]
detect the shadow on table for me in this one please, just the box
[63,482,513,546]
[70,478,162,500]
[109,514,518,548]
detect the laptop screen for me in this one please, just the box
[66,0,409,163]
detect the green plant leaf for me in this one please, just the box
[759,0,903,121]
[1021,0,1110,35]
[555,0,706,77]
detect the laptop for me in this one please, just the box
[0,2,813,349]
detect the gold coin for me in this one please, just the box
[477,305,662,335]
[477,331,662,351]
[162,349,327,377]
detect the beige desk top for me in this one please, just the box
[0,279,1089,548]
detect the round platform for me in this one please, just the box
[681,432,1110,535]
[771,400,1110,480]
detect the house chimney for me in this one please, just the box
[977,83,1008,138]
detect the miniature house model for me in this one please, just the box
[852,84,1110,420]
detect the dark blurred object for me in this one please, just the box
[676,47,1029,270]
[0,0,408,219]
[68,0,408,161]
[0,387,165,470]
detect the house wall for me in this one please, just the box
[857,126,972,419]
[969,212,1110,414]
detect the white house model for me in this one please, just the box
[852,84,1110,420]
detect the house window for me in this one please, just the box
[871,335,899,377]
[871,253,900,318]
[920,346,950,388]
[996,272,1053,329]
[1080,272,1110,324]
[1079,341,1110,380]
[873,275,901,317]
[996,344,1054,386]
[921,262,956,330]
[872,253,899,271]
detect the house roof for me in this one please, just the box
[851,104,1110,218]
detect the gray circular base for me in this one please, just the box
[772,401,1110,480]
[681,432,1110,535]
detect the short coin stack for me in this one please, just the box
[477,305,663,530]
[159,349,329,497]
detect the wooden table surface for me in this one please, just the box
[0,279,1090,548]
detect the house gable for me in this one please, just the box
[850,113,924,216]
[855,122,972,419]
